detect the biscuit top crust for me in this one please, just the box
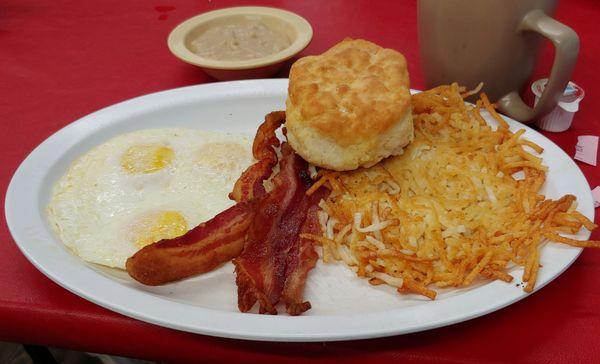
[287,38,411,146]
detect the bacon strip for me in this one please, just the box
[127,111,323,315]
[126,201,255,285]
[281,188,328,315]
[229,111,285,202]
[234,143,314,314]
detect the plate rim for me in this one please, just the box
[4,79,593,341]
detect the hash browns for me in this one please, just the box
[306,83,599,299]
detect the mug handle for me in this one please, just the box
[497,9,579,123]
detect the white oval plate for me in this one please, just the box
[5,79,594,342]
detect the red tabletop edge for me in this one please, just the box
[2,1,600,363]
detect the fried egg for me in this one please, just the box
[47,129,254,269]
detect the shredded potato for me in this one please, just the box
[305,83,599,299]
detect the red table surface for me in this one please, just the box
[2,0,600,363]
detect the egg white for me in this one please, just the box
[47,129,255,269]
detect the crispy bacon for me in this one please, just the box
[126,201,255,285]
[281,188,328,315]
[234,143,315,314]
[229,111,285,202]
[126,111,324,315]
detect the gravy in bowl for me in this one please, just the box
[191,20,291,61]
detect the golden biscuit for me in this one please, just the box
[286,38,413,171]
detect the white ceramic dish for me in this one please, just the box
[5,79,594,342]
[168,7,313,80]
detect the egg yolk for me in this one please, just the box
[197,142,248,171]
[121,144,174,174]
[132,211,189,248]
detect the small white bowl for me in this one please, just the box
[168,6,313,81]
